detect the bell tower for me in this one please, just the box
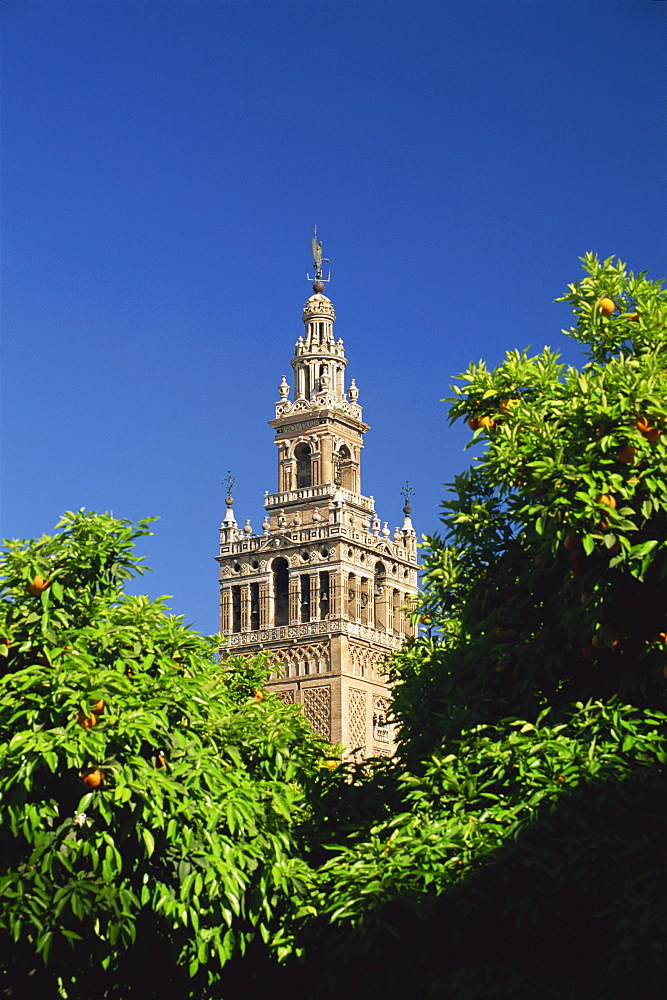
[216,234,418,758]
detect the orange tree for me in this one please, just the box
[393,253,667,757]
[0,511,327,999]
[273,256,667,1000]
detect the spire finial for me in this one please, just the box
[401,481,414,516]
[222,471,235,507]
[308,226,331,292]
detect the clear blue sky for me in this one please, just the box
[2,0,665,635]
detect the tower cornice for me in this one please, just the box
[269,408,370,435]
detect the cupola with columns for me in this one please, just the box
[217,233,418,758]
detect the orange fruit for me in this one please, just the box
[635,415,661,441]
[28,575,49,597]
[323,759,338,770]
[499,398,518,415]
[591,634,605,650]
[628,311,639,321]
[254,689,265,702]
[617,445,637,465]
[479,415,495,430]
[80,768,104,789]
[420,615,431,625]
[598,297,616,317]
[654,633,667,644]
[597,494,617,510]
[91,699,105,715]
[467,417,481,431]
[563,533,580,551]
[77,710,98,730]
[156,754,167,768]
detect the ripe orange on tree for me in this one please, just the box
[617,445,637,465]
[597,494,617,510]
[28,575,49,597]
[598,297,616,317]
[479,415,496,430]
[467,417,481,431]
[80,768,104,790]
[635,416,661,442]
[77,710,98,730]
[499,398,518,415]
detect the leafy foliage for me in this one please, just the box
[391,254,667,759]
[4,257,667,999]
[297,701,667,999]
[0,511,327,998]
[290,256,667,999]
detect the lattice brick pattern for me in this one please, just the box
[303,686,331,740]
[349,641,390,680]
[348,687,367,758]
[271,641,330,679]
[273,689,295,705]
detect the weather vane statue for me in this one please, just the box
[307,226,331,288]
[401,481,414,515]
[222,472,235,505]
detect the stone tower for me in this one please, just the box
[216,243,418,757]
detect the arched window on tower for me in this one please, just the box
[319,571,330,619]
[336,445,355,492]
[347,573,357,619]
[231,586,241,634]
[272,558,289,627]
[295,443,312,489]
[374,562,387,630]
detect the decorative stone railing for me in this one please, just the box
[264,485,375,514]
[219,522,417,562]
[221,618,406,650]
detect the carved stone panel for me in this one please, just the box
[273,689,295,705]
[302,685,331,741]
[348,641,391,680]
[271,640,330,679]
[348,687,367,759]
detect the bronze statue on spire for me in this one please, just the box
[308,227,331,291]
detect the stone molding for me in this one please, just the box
[223,617,405,650]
